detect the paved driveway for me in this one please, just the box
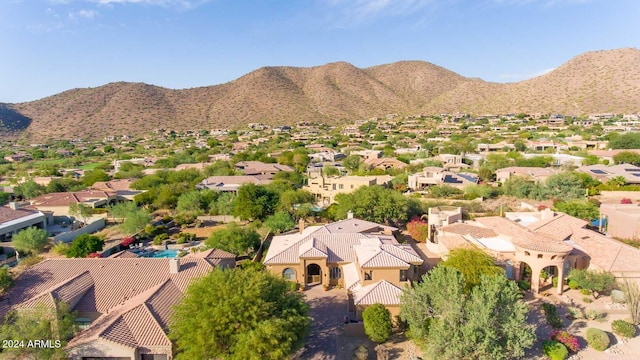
[296,285,348,360]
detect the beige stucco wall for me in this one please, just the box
[66,339,137,360]
[600,203,640,240]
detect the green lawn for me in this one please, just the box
[80,162,109,170]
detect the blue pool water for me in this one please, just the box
[143,249,179,258]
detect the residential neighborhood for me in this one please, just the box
[3,112,640,359]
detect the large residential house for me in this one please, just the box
[427,209,640,293]
[91,179,146,201]
[304,175,392,205]
[495,167,556,184]
[0,250,235,360]
[578,164,640,184]
[0,204,48,243]
[407,167,478,191]
[263,216,423,320]
[363,157,408,171]
[234,161,294,178]
[196,175,272,192]
[29,190,118,216]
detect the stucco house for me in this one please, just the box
[495,166,556,184]
[0,204,47,243]
[407,167,478,191]
[0,249,235,360]
[304,175,392,205]
[263,215,423,320]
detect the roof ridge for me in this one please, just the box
[20,270,93,305]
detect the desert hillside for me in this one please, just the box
[1,48,638,140]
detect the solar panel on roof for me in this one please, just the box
[590,169,607,174]
[626,169,640,172]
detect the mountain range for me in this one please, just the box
[1,48,639,141]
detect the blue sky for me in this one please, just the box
[1,0,639,103]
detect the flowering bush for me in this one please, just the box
[87,252,102,258]
[550,330,580,352]
[120,236,135,248]
[621,198,633,204]
[407,218,430,242]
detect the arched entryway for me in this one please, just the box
[306,264,322,285]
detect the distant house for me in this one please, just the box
[495,167,556,184]
[234,161,294,178]
[91,179,145,201]
[363,157,407,171]
[264,216,423,320]
[29,190,117,216]
[0,252,235,360]
[438,154,468,172]
[196,175,273,192]
[476,142,515,153]
[304,175,392,205]
[600,203,640,240]
[577,164,640,184]
[174,162,213,171]
[407,167,478,191]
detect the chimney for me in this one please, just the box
[169,258,180,274]
[347,210,354,219]
[9,202,19,210]
[541,208,554,220]
[299,219,305,234]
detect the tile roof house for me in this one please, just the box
[577,164,640,184]
[363,157,408,171]
[495,167,556,184]
[0,251,235,360]
[234,161,294,178]
[0,204,47,243]
[264,216,423,320]
[29,190,117,216]
[431,209,640,294]
[407,167,478,191]
[195,175,272,192]
[304,175,392,205]
[91,179,146,201]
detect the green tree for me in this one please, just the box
[169,267,310,360]
[608,132,640,149]
[343,155,362,172]
[12,227,49,255]
[553,199,599,220]
[175,191,206,225]
[362,303,392,343]
[110,203,152,235]
[65,234,105,258]
[441,248,504,291]
[81,169,110,186]
[0,301,76,359]
[0,191,10,205]
[400,267,535,360]
[0,267,12,293]
[263,211,295,234]
[613,151,640,166]
[211,192,236,215]
[205,222,261,256]
[543,172,586,200]
[233,184,278,221]
[568,269,616,298]
[430,185,463,198]
[277,189,315,214]
[333,185,408,224]
[13,180,45,199]
[68,202,93,224]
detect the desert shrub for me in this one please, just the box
[585,309,604,320]
[568,279,579,289]
[542,303,563,329]
[153,233,168,245]
[542,340,568,360]
[552,276,558,288]
[52,242,70,256]
[362,304,392,343]
[567,307,584,320]
[586,328,610,351]
[518,280,531,290]
[550,330,580,352]
[583,297,593,303]
[612,319,636,338]
[580,288,591,296]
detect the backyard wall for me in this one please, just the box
[54,218,106,244]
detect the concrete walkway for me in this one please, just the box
[296,285,348,360]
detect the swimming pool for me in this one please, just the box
[141,249,179,258]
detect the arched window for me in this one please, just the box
[282,268,296,281]
[524,251,531,256]
[330,267,342,279]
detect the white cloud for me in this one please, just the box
[499,67,556,80]
[320,0,440,25]
[69,9,99,19]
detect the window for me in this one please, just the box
[537,254,543,259]
[364,271,373,280]
[339,184,344,190]
[330,267,342,279]
[282,268,296,281]
[400,269,408,282]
